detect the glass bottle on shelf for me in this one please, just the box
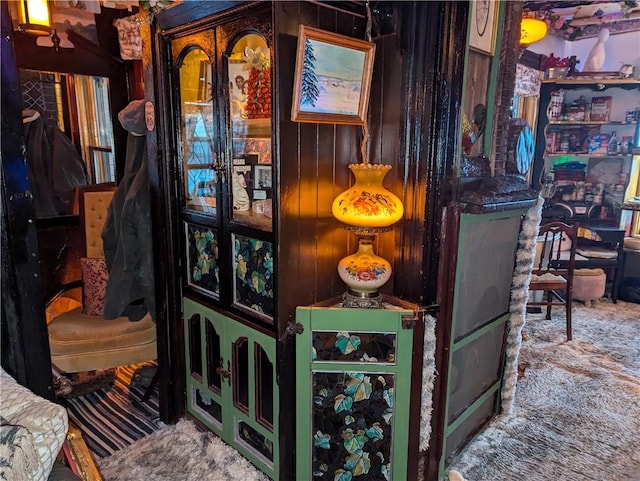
[607,131,619,155]
[559,133,570,153]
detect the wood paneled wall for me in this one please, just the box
[275,2,405,328]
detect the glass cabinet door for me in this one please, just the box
[225,33,273,231]
[179,47,219,216]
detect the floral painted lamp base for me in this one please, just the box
[338,229,392,309]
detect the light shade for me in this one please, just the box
[520,18,547,46]
[332,163,404,229]
[17,0,52,36]
[333,163,403,305]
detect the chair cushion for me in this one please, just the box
[573,269,606,301]
[80,258,108,316]
[48,308,155,357]
[575,247,618,259]
[574,268,605,276]
[531,272,567,283]
[625,237,640,251]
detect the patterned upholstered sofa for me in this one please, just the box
[0,367,80,481]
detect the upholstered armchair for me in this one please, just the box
[46,185,156,396]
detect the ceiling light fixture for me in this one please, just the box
[16,0,63,52]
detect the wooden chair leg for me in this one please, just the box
[141,371,158,402]
[545,290,553,320]
[566,291,573,341]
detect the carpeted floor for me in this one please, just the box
[447,299,640,481]
[75,299,639,480]
[97,419,268,481]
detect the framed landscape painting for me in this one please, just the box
[291,25,375,125]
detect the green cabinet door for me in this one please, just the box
[296,305,416,481]
[184,297,279,479]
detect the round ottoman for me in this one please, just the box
[573,268,606,307]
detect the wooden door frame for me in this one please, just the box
[0,2,53,398]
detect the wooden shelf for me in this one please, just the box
[544,153,633,158]
[232,118,271,138]
[543,78,640,86]
[547,120,637,126]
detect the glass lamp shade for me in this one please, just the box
[520,18,547,46]
[332,163,403,228]
[337,236,391,295]
[17,0,52,35]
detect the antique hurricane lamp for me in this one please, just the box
[332,161,403,308]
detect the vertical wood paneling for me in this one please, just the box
[276,1,366,329]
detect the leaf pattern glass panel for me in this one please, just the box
[186,222,220,297]
[237,421,273,462]
[232,234,274,319]
[227,33,272,230]
[313,331,396,363]
[194,388,222,424]
[179,48,217,214]
[312,371,395,481]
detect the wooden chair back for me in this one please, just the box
[533,221,578,279]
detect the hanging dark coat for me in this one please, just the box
[101,133,155,321]
[22,111,88,217]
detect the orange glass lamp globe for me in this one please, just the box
[520,18,547,46]
[332,163,404,229]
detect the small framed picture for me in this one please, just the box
[469,0,498,55]
[254,165,272,189]
[291,25,375,125]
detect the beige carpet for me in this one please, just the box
[97,419,268,481]
[447,299,640,481]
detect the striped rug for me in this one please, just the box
[64,363,162,459]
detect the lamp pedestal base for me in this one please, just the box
[341,289,384,309]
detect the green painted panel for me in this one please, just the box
[183,297,279,479]
[440,207,525,477]
[296,305,415,481]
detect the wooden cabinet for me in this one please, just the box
[533,79,640,228]
[183,297,278,477]
[161,5,279,477]
[172,9,275,321]
[153,3,375,479]
[295,302,422,481]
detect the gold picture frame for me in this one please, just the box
[63,423,103,481]
[291,25,375,125]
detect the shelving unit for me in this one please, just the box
[533,79,640,301]
[532,79,640,229]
